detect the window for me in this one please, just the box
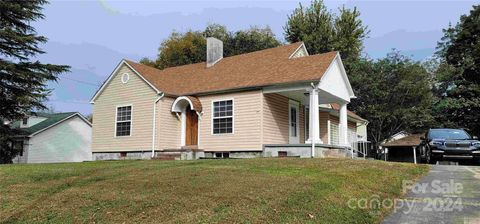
[289,101,299,143]
[212,100,233,134]
[215,152,230,158]
[22,118,28,125]
[290,107,297,137]
[121,73,129,83]
[116,106,132,136]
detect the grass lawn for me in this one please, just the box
[0,158,428,223]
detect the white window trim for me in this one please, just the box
[121,73,130,84]
[114,104,133,137]
[289,100,300,144]
[211,98,234,135]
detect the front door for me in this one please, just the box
[185,105,198,146]
[289,101,300,144]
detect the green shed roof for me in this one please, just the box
[13,112,79,136]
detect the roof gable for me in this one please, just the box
[124,42,338,96]
[14,112,91,136]
[90,60,160,103]
[289,42,309,59]
[318,55,355,102]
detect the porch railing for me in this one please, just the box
[350,140,372,159]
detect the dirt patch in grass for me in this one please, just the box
[0,158,428,223]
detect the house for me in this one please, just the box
[381,131,410,144]
[10,112,92,163]
[90,38,367,160]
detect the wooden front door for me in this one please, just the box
[185,105,198,146]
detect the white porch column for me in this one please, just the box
[339,103,349,146]
[307,88,322,145]
[180,108,186,146]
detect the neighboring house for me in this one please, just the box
[380,133,423,163]
[10,112,92,163]
[90,38,367,160]
[381,131,410,144]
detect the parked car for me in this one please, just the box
[419,128,480,164]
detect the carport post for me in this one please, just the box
[412,146,417,164]
[384,148,388,161]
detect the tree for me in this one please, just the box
[433,5,480,136]
[285,0,335,55]
[349,52,434,146]
[284,0,368,64]
[333,6,369,65]
[229,26,280,56]
[0,0,70,163]
[154,31,206,70]
[143,24,281,69]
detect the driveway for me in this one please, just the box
[383,165,480,224]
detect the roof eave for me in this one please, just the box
[28,113,91,137]
[90,60,161,104]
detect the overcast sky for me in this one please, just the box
[34,0,477,115]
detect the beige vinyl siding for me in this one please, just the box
[319,112,329,143]
[198,90,262,151]
[329,115,357,145]
[263,93,288,144]
[304,110,330,144]
[92,64,157,152]
[156,96,181,150]
[262,93,305,144]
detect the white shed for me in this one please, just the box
[11,112,92,163]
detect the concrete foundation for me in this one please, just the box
[263,144,352,158]
[93,150,205,161]
[93,144,352,161]
[92,151,153,160]
[203,151,262,159]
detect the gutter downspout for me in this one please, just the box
[151,92,165,158]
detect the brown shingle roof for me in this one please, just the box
[330,103,366,121]
[125,42,338,96]
[185,96,202,112]
[381,133,425,147]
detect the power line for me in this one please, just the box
[48,100,92,105]
[61,77,101,87]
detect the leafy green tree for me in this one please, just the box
[0,0,70,163]
[333,6,369,65]
[285,0,335,55]
[349,52,434,146]
[433,5,480,136]
[284,0,368,63]
[154,31,206,70]
[144,24,281,69]
[229,26,280,56]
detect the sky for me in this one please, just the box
[34,0,477,115]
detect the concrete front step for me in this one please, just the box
[153,154,181,160]
[153,150,205,160]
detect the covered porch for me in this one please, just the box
[262,83,353,158]
[261,55,357,158]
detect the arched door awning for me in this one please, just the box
[171,96,202,113]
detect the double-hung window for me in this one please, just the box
[116,106,132,136]
[212,100,233,134]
